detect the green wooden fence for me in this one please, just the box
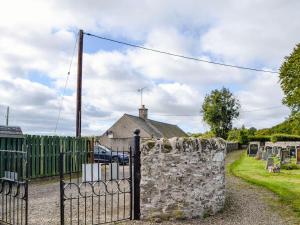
[0,135,94,179]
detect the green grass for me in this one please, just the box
[230,151,300,220]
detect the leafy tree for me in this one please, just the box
[238,128,249,144]
[201,87,240,139]
[248,127,257,136]
[227,126,250,144]
[279,43,300,113]
[227,128,239,141]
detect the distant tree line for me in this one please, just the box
[196,42,300,141]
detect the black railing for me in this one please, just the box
[133,129,141,220]
[59,131,140,225]
[0,149,28,225]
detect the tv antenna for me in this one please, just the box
[138,87,147,106]
[5,106,9,126]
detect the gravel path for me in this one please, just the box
[27,150,298,225]
[122,150,298,225]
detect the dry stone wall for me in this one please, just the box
[140,137,226,221]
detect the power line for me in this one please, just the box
[151,105,286,117]
[54,35,78,133]
[84,32,279,74]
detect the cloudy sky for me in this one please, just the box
[0,0,298,136]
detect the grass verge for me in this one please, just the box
[230,151,300,221]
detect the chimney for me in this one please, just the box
[139,105,148,120]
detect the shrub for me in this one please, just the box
[271,134,300,142]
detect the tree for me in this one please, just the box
[227,128,239,141]
[248,127,257,136]
[279,43,300,113]
[201,87,240,139]
[227,126,250,145]
[238,127,249,145]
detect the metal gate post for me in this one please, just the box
[25,146,30,225]
[59,153,65,225]
[133,129,141,220]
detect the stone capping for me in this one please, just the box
[140,137,226,221]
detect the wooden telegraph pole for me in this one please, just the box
[76,30,84,137]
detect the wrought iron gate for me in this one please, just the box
[59,130,141,225]
[0,150,28,225]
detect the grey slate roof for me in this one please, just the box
[124,114,187,138]
[0,126,23,138]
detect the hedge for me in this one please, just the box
[271,134,300,142]
[248,135,271,142]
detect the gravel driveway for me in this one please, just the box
[122,151,297,225]
[27,150,298,225]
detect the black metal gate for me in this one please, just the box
[59,130,141,225]
[0,150,28,225]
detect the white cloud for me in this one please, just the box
[235,73,290,129]
[0,0,297,135]
[201,0,300,66]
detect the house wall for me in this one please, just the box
[98,136,133,150]
[140,137,226,220]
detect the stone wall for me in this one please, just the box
[140,137,226,221]
[226,141,239,153]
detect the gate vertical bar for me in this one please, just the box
[25,142,29,225]
[59,152,65,225]
[133,129,141,220]
[129,147,133,220]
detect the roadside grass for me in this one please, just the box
[230,151,300,221]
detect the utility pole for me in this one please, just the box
[76,29,84,138]
[5,106,9,126]
[138,87,147,106]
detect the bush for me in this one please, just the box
[271,134,300,142]
[248,135,271,142]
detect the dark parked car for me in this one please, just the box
[93,145,129,165]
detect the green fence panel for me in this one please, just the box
[35,136,40,177]
[0,135,92,179]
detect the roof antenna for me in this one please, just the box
[137,87,147,106]
[5,106,9,126]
